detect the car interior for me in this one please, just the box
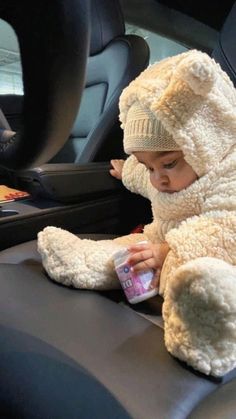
[0,0,236,417]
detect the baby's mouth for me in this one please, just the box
[159,189,176,194]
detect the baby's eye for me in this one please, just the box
[163,160,177,169]
[148,167,154,172]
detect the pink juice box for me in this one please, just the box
[113,244,158,304]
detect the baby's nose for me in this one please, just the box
[159,176,169,186]
[152,172,169,189]
[155,170,168,182]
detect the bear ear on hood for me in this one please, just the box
[174,50,216,96]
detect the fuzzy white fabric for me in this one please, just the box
[38,50,236,377]
[38,226,147,290]
[122,150,236,246]
[163,257,236,376]
[121,141,236,376]
[38,149,236,376]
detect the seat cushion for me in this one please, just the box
[0,263,226,418]
[189,379,236,418]
[1,236,236,418]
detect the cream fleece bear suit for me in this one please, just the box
[38,50,236,377]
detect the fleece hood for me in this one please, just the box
[119,49,236,177]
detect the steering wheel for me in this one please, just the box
[0,0,90,170]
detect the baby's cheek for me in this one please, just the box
[173,167,197,190]
[149,174,158,189]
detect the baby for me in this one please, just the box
[110,147,198,289]
[38,49,236,377]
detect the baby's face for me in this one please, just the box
[133,150,198,194]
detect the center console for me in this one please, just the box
[0,162,127,250]
[0,161,152,250]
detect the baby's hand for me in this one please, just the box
[127,241,170,289]
[110,159,125,180]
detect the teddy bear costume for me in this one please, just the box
[38,50,236,377]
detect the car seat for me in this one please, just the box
[0,2,236,419]
[0,0,149,166]
[51,0,149,164]
[0,0,149,201]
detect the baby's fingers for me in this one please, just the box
[110,159,124,169]
[109,168,120,179]
[130,258,157,273]
[128,249,152,267]
[128,242,149,253]
[149,268,161,290]
[110,159,124,180]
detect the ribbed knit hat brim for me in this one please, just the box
[124,102,179,154]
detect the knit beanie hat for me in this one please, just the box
[124,101,179,153]
[119,49,236,177]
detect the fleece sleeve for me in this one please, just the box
[122,155,152,200]
[165,211,236,267]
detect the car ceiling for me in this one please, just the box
[120,0,222,53]
[156,0,235,30]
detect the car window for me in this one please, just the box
[0,17,187,96]
[126,23,187,64]
[0,19,23,94]
[0,18,188,95]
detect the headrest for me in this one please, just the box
[90,0,125,56]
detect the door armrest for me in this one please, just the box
[17,162,123,202]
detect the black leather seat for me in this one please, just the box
[48,0,150,164]
[0,2,236,418]
[0,263,230,419]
